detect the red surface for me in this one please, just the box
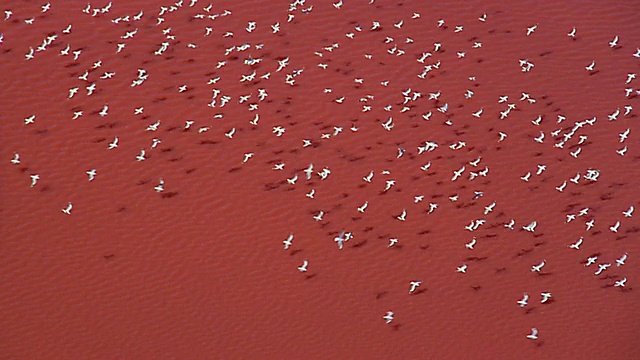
[2,1,639,359]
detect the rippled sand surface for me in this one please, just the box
[2,1,639,358]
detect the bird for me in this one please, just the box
[225,128,236,138]
[567,27,576,37]
[556,181,567,192]
[136,149,146,161]
[610,221,620,233]
[414,195,424,203]
[619,128,630,142]
[531,260,546,272]
[108,137,118,149]
[313,211,324,222]
[283,233,293,250]
[569,237,583,250]
[594,263,611,275]
[242,153,254,163]
[623,206,634,218]
[86,169,96,181]
[540,292,552,303]
[505,219,515,230]
[333,231,347,250]
[357,201,368,213]
[526,24,538,36]
[287,174,298,185]
[616,146,627,156]
[609,35,619,48]
[30,174,40,187]
[388,238,399,247]
[521,172,531,181]
[465,238,477,249]
[615,278,627,287]
[585,219,595,231]
[10,153,20,164]
[397,209,406,221]
[297,260,308,272]
[585,61,595,71]
[472,108,483,118]
[484,202,496,215]
[62,202,73,215]
[456,264,467,273]
[363,171,373,182]
[517,293,528,307]
[526,328,538,340]
[585,256,598,267]
[384,180,395,192]
[523,221,537,232]
[616,253,627,266]
[383,311,394,324]
[452,166,465,181]
[306,189,315,199]
[570,147,582,158]
[409,281,422,294]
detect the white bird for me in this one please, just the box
[10,153,20,164]
[526,24,537,36]
[383,311,394,324]
[484,202,496,215]
[540,292,552,303]
[616,253,627,267]
[456,264,467,273]
[283,233,293,249]
[384,180,395,192]
[287,174,298,185]
[617,145,627,156]
[609,35,619,48]
[452,166,465,181]
[505,219,515,230]
[517,293,528,307]
[30,174,40,187]
[615,278,627,287]
[521,172,531,182]
[363,171,373,182]
[523,221,537,232]
[531,260,546,272]
[225,128,236,138]
[585,219,595,231]
[154,179,164,192]
[414,195,424,203]
[556,181,567,192]
[527,328,538,340]
[623,206,634,218]
[585,61,595,71]
[472,108,483,118]
[388,238,399,247]
[136,149,146,161]
[570,147,581,158]
[594,263,610,275]
[609,221,620,233]
[585,256,598,267]
[108,137,118,149]
[397,209,406,221]
[306,189,315,199]
[567,27,576,37]
[62,202,73,215]
[409,281,421,294]
[357,201,368,213]
[619,128,630,142]
[569,237,583,250]
[313,211,324,222]
[297,260,308,272]
[465,238,476,249]
[86,169,96,181]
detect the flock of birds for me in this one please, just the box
[5,0,638,347]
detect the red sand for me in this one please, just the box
[2,1,639,359]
